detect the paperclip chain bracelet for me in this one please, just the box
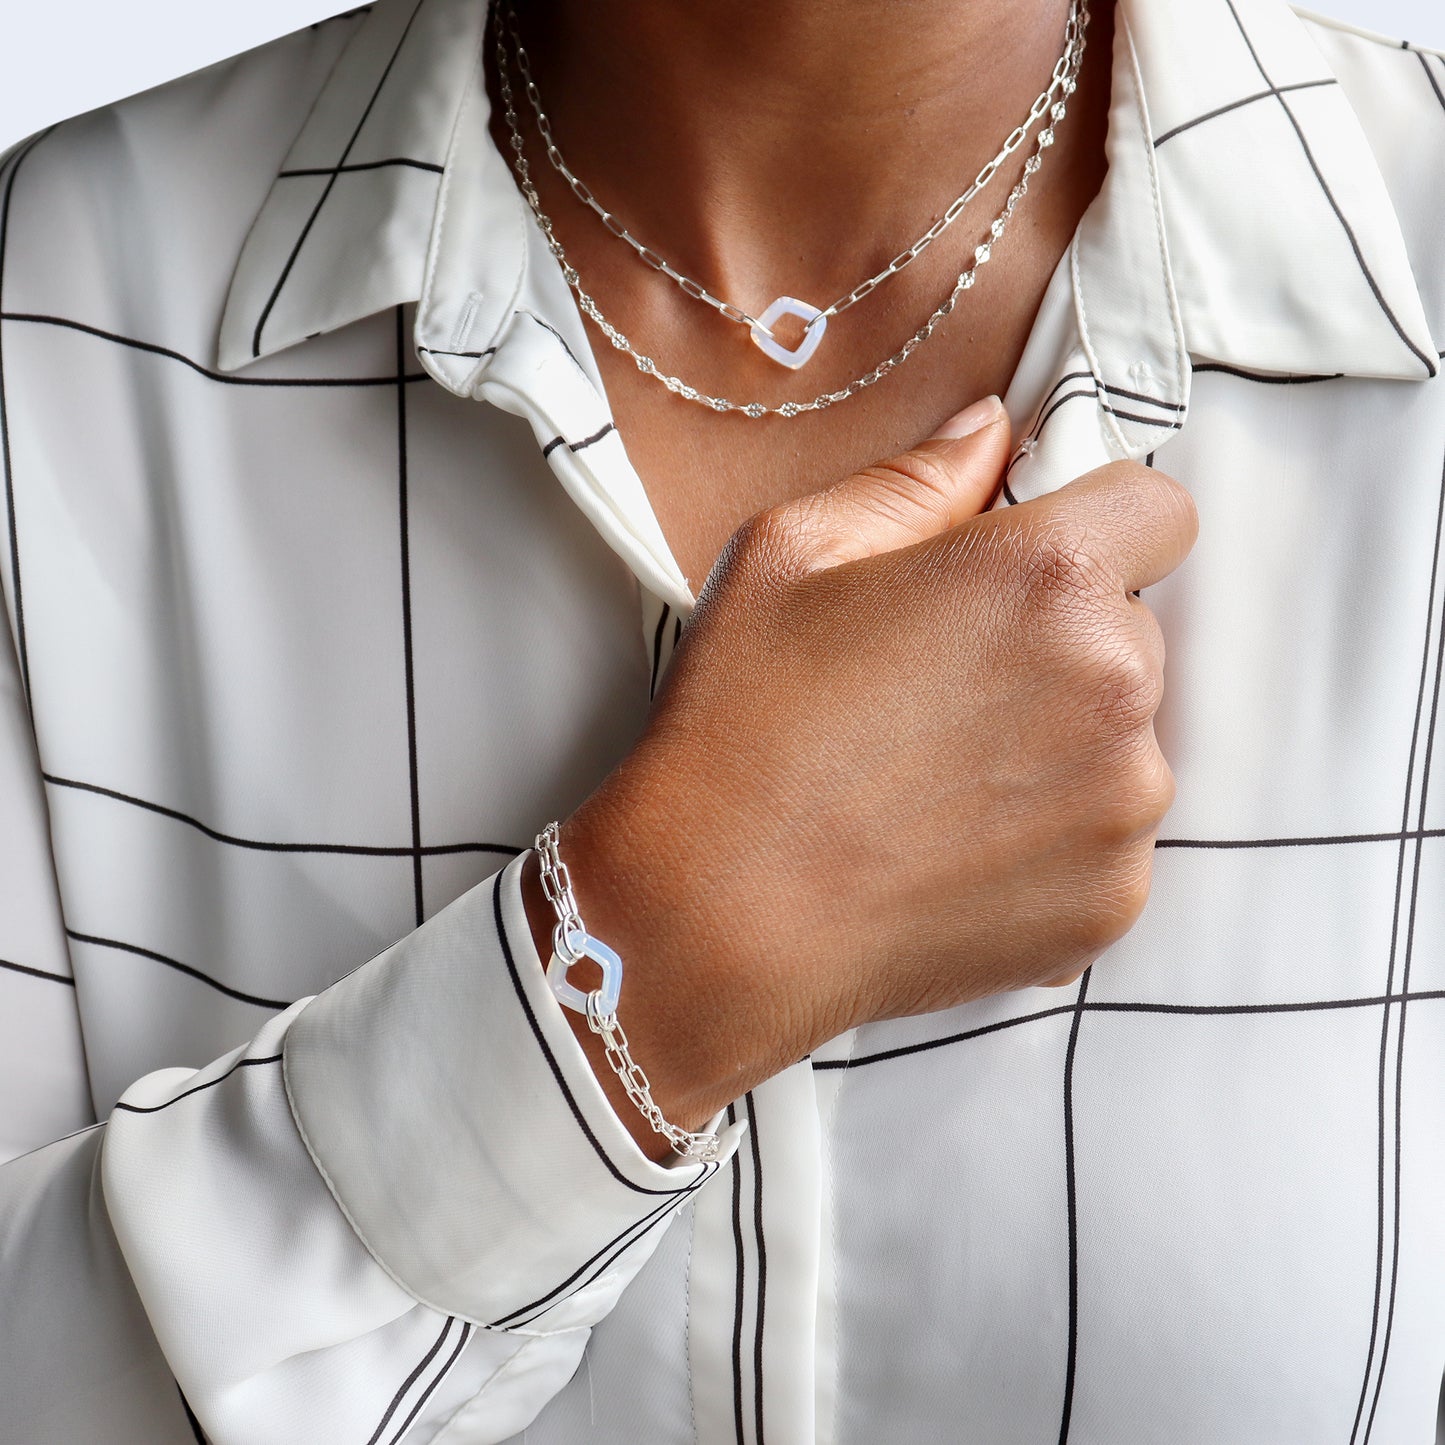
[534,822,722,1163]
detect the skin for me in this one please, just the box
[494,0,1118,590]
[504,0,1201,1160]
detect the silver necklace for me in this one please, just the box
[494,1,1089,418]
[502,0,1085,369]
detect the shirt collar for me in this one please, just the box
[216,0,1438,450]
[216,0,499,373]
[1076,0,1439,456]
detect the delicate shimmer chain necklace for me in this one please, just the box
[494,0,1089,418]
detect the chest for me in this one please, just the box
[14,312,1445,1442]
[588,330,1026,596]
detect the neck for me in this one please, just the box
[510,0,1107,309]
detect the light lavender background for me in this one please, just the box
[1,0,1443,153]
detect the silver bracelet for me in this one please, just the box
[534,821,722,1163]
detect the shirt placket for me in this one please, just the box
[419,4,1212,1431]
[415,84,832,1437]
[480,329,833,1445]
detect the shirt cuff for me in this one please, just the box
[283,851,744,1332]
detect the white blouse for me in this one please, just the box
[1,0,1443,1441]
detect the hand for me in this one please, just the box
[525,396,1198,1148]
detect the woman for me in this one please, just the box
[1,0,1442,1440]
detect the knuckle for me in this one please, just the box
[1154,471,1200,539]
[1102,746,1177,844]
[1098,461,1198,537]
[1134,603,1166,670]
[1083,847,1156,950]
[1094,643,1164,728]
[1137,759,1177,831]
[715,505,808,583]
[1112,851,1157,931]
[1011,522,1103,603]
[695,507,811,620]
[1133,468,1199,549]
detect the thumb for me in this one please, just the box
[787,395,1011,575]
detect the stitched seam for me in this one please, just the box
[1074,12,1190,459]
[490,1168,715,1329]
[417,39,528,393]
[823,1029,858,1445]
[1290,5,1445,59]
[415,68,466,330]
[449,291,483,352]
[431,1330,584,1444]
[1070,238,1128,457]
[1126,7,1190,416]
[250,0,428,358]
[685,1201,701,1445]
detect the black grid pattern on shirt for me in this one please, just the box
[149,1063,472,1445]
[0,311,433,387]
[277,157,443,179]
[811,985,1445,1075]
[1005,371,1195,490]
[0,124,522,1011]
[0,316,1435,1052]
[1152,76,1337,147]
[1055,964,1093,1445]
[1220,0,1436,379]
[250,0,430,358]
[1138,13,1440,382]
[852,411,1445,1445]
[721,1090,770,1445]
[0,130,51,707]
[1412,45,1445,115]
[5,245,1442,1445]
[1353,407,1445,1445]
[492,1166,717,1331]
[133,1046,473,1445]
[364,1314,473,1445]
[3,10,1445,1440]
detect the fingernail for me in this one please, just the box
[932,394,1005,440]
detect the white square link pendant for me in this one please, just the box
[750,296,828,369]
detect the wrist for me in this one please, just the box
[521,765,812,1159]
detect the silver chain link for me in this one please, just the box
[503,0,1084,339]
[493,0,1089,418]
[535,822,722,1163]
[535,819,586,963]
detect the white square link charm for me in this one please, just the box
[547,925,624,1018]
[749,297,828,370]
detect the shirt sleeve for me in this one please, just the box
[0,613,744,1445]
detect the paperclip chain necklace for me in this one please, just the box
[500,0,1084,363]
[494,0,1089,418]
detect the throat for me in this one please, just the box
[509,0,1094,306]
[487,0,1117,594]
